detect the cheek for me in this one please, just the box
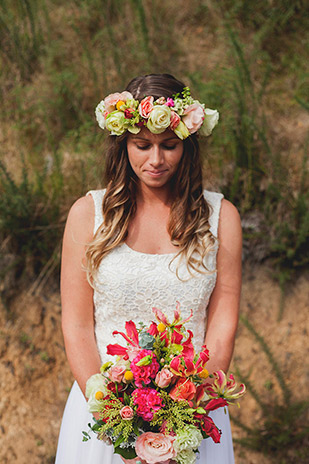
[127,147,141,170]
[170,150,183,169]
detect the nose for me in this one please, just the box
[149,144,164,167]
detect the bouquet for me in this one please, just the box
[84,304,246,464]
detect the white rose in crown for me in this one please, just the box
[147,105,171,134]
[95,100,106,130]
[200,108,219,136]
[105,111,129,135]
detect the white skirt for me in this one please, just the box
[55,381,235,464]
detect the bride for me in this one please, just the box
[55,73,242,463]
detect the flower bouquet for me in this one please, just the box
[84,304,245,464]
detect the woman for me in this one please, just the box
[55,73,242,463]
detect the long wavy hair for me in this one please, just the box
[86,74,216,282]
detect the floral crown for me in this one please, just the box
[95,87,219,140]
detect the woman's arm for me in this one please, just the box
[204,199,242,374]
[61,195,102,396]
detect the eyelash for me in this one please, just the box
[136,145,177,151]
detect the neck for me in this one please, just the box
[136,183,173,207]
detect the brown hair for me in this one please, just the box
[86,74,216,281]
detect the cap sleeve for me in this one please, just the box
[203,190,224,238]
[86,189,106,235]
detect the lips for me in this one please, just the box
[146,170,167,177]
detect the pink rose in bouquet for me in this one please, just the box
[155,368,174,388]
[135,432,176,464]
[108,365,126,383]
[120,406,134,421]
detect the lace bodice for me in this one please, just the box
[87,189,224,362]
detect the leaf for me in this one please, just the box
[82,431,91,441]
[124,392,130,405]
[114,434,125,448]
[114,445,137,459]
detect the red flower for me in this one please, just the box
[194,413,221,443]
[106,320,140,360]
[136,120,146,127]
[205,398,228,411]
[147,322,159,337]
[124,108,134,119]
[106,382,125,395]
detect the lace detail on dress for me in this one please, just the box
[86,190,104,234]
[86,188,224,362]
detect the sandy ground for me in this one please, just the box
[0,264,308,463]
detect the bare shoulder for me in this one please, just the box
[67,195,94,221]
[218,198,242,244]
[64,195,94,243]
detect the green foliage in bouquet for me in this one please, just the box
[150,392,197,433]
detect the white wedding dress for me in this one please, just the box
[55,189,235,463]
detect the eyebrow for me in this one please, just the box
[130,135,179,142]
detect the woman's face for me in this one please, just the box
[127,128,184,190]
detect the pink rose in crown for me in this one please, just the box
[170,111,180,130]
[135,432,176,464]
[155,368,174,388]
[108,365,126,383]
[169,378,196,402]
[139,96,154,119]
[104,91,133,112]
[120,406,134,420]
[182,103,205,133]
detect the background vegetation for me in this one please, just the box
[0,1,308,462]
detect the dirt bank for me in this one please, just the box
[0,265,308,463]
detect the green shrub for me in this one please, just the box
[0,156,64,281]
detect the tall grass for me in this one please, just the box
[0,0,47,82]
[0,0,308,294]
[0,155,64,302]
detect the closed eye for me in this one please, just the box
[136,145,151,150]
[162,144,177,150]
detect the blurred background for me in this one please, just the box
[0,1,308,463]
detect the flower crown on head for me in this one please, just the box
[95,87,219,140]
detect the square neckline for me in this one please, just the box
[122,242,177,257]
